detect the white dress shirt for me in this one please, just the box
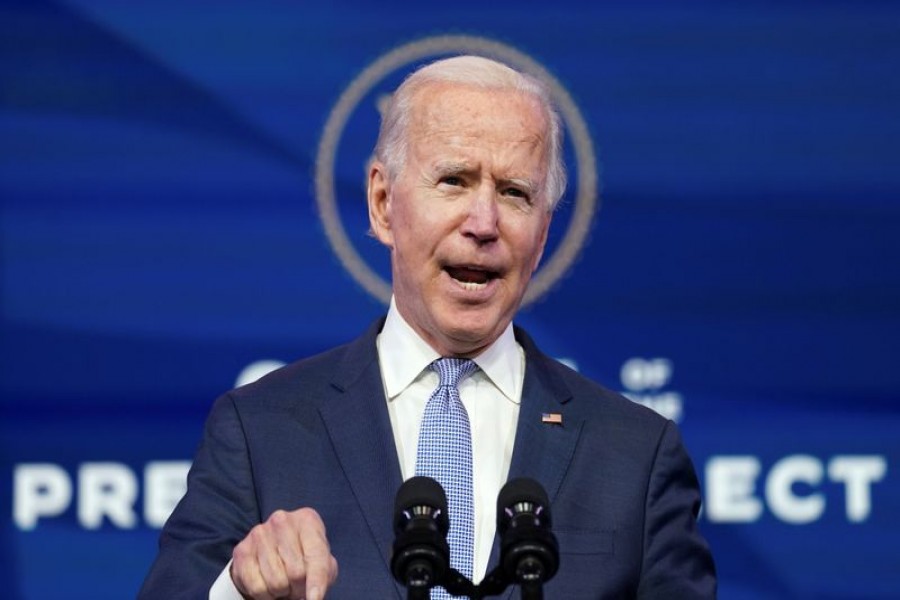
[210,300,523,598]
[378,299,523,583]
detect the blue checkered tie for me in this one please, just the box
[415,358,478,598]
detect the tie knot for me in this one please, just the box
[431,357,477,389]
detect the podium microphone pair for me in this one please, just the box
[391,476,559,600]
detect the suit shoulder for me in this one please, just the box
[225,325,379,412]
[547,357,667,424]
[516,325,669,429]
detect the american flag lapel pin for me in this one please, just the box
[541,412,563,425]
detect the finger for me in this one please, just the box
[232,537,274,600]
[329,555,339,585]
[295,509,336,600]
[271,510,307,596]
[252,519,292,599]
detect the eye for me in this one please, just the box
[440,175,464,187]
[503,187,531,203]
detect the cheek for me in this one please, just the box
[396,207,453,250]
[511,223,549,267]
[390,193,432,231]
[391,216,437,272]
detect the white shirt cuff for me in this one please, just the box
[209,559,244,600]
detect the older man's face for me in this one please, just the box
[368,82,553,357]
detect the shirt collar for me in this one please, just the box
[377,297,522,404]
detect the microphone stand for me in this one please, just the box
[510,552,550,600]
[402,564,548,599]
[442,568,477,599]
[404,568,477,600]
[519,582,544,600]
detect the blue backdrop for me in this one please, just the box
[2,1,899,598]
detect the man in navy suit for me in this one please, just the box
[140,55,715,599]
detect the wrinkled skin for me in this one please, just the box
[368,82,553,357]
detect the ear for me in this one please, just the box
[367,160,394,248]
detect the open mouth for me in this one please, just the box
[445,265,499,290]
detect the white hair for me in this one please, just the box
[374,55,567,211]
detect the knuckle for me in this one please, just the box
[269,509,290,527]
[232,540,253,564]
[272,509,289,521]
[247,526,268,548]
[294,506,322,526]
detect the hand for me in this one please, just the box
[231,508,339,600]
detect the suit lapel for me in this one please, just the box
[486,328,582,598]
[316,319,405,598]
[507,331,580,497]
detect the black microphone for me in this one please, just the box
[390,476,451,599]
[496,478,559,599]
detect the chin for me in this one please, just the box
[438,312,503,350]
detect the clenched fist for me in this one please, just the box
[231,508,339,600]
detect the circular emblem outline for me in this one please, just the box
[315,34,598,306]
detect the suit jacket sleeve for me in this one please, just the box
[139,393,257,599]
[637,420,716,599]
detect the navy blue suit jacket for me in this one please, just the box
[140,319,715,599]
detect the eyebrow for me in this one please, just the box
[432,162,539,194]
[432,161,472,176]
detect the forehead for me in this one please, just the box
[407,82,549,150]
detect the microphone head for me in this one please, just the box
[496,477,559,585]
[497,477,552,534]
[391,476,451,590]
[394,476,449,535]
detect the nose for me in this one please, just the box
[460,184,499,243]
